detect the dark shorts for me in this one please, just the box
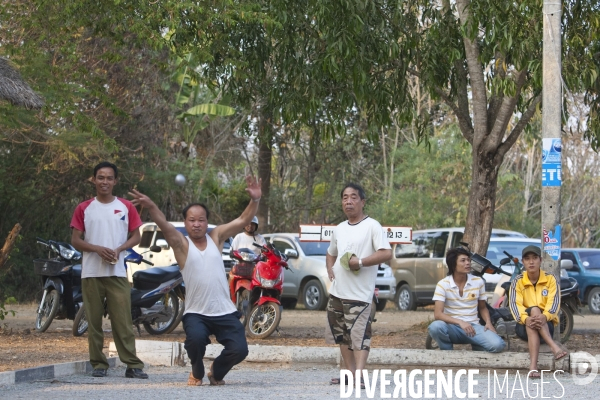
[515,307,555,343]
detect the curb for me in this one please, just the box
[112,340,571,372]
[0,357,121,386]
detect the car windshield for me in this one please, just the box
[295,238,329,256]
[485,240,542,267]
[578,250,600,269]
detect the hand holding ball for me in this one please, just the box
[175,174,186,186]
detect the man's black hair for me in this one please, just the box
[94,161,118,179]
[446,247,471,276]
[182,203,210,220]
[340,183,366,200]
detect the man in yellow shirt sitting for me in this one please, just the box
[508,245,568,379]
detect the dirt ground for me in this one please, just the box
[2,303,600,372]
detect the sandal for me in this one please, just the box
[207,363,225,386]
[553,349,569,361]
[330,377,349,385]
[528,370,541,379]
[187,372,203,386]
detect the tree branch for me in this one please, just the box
[498,93,542,158]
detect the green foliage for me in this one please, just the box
[0,297,17,321]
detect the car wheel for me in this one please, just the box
[395,284,416,311]
[303,279,326,310]
[587,287,600,314]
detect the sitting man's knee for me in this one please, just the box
[232,344,249,362]
[428,320,446,334]
[488,338,506,353]
[528,306,542,315]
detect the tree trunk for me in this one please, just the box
[303,134,318,223]
[257,111,274,230]
[0,223,21,272]
[463,152,501,255]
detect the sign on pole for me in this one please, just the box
[299,225,412,244]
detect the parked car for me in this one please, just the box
[561,248,600,314]
[263,233,397,311]
[389,227,528,311]
[129,222,233,281]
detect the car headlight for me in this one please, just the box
[381,266,393,278]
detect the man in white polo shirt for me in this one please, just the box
[428,247,505,352]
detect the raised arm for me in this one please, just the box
[210,175,262,247]
[128,189,187,255]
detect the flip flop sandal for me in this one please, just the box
[554,349,569,361]
[207,363,225,386]
[330,377,349,385]
[528,370,541,379]
[187,372,203,386]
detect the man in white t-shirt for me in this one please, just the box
[325,183,392,387]
[70,161,148,379]
[428,247,505,352]
[128,175,261,387]
[231,216,266,255]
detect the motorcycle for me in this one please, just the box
[243,241,291,339]
[229,247,260,326]
[72,248,185,337]
[33,237,83,332]
[425,243,581,349]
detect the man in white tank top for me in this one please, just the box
[128,175,262,386]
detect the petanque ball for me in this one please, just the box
[175,174,186,186]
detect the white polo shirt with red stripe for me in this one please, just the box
[70,197,142,278]
[432,274,486,324]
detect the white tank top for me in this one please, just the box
[181,235,236,317]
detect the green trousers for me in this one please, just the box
[82,277,144,370]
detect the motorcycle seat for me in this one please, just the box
[133,266,181,290]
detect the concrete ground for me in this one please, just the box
[2,362,600,400]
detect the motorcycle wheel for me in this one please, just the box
[246,302,281,339]
[425,334,439,350]
[163,298,185,334]
[35,289,60,332]
[237,289,249,327]
[72,304,88,337]
[143,290,180,335]
[559,306,574,344]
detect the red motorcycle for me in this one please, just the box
[244,241,290,339]
[228,247,260,326]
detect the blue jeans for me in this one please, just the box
[182,311,249,381]
[428,320,505,353]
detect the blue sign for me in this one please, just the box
[542,165,562,186]
[543,225,561,261]
[542,138,561,187]
[542,138,561,164]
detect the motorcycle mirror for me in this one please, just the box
[500,257,511,265]
[149,245,162,253]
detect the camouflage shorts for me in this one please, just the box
[325,295,372,351]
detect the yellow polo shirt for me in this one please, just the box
[509,270,560,326]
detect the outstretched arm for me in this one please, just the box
[128,189,187,256]
[210,175,262,248]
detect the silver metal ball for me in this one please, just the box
[175,174,186,186]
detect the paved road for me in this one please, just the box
[2,363,600,399]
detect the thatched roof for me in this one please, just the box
[0,57,44,109]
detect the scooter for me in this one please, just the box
[425,243,581,349]
[244,241,291,339]
[72,248,185,336]
[33,238,83,332]
[229,247,260,326]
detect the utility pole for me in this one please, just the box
[541,0,562,341]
